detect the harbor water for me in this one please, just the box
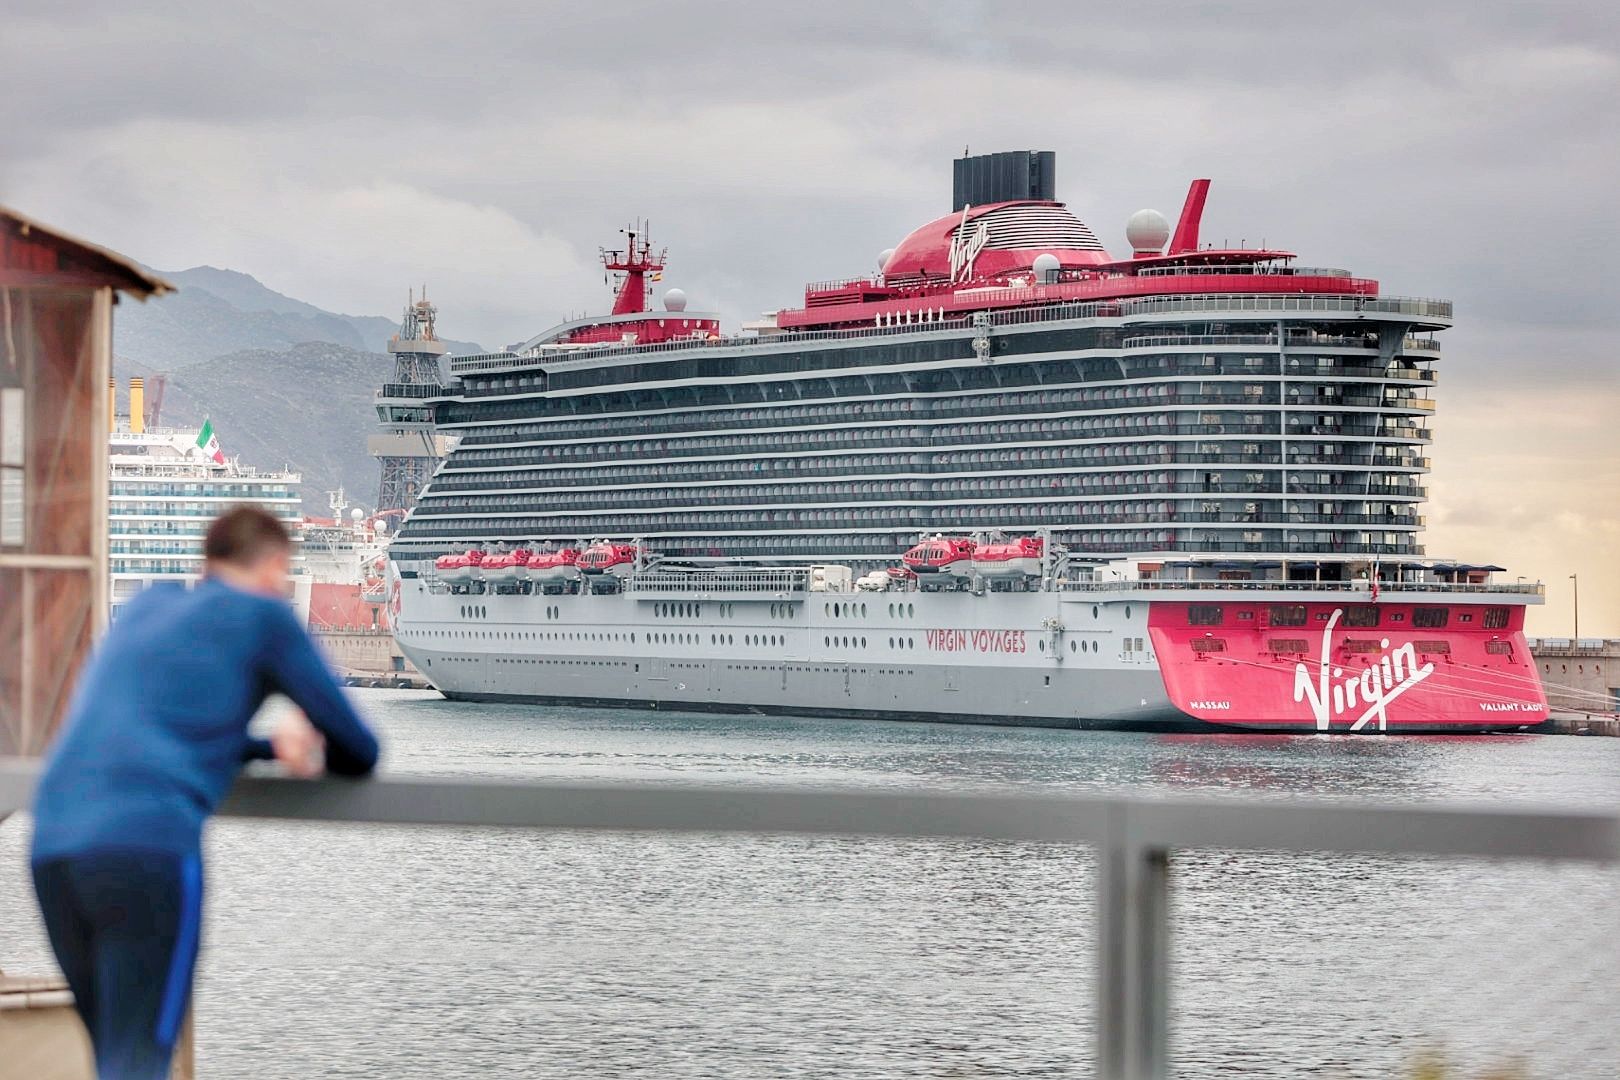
[4,690,1618,1078]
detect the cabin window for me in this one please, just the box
[0,388,22,547]
[1343,607,1380,628]
[1187,605,1223,626]
[1413,607,1450,629]
[1483,607,1511,630]
[1269,605,1308,627]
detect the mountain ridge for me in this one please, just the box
[113,267,483,512]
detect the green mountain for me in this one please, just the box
[118,266,482,369]
[118,343,386,512]
[113,268,483,512]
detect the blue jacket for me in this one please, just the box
[31,577,380,861]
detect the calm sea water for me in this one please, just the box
[4,690,1619,1079]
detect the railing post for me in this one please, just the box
[1097,805,1170,1080]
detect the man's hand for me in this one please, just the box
[270,712,326,778]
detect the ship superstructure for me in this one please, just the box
[384,153,1548,732]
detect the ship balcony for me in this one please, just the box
[377,382,445,400]
[1112,292,1454,325]
[1173,512,1424,527]
[1284,422,1430,440]
[1121,332,1438,353]
[1287,481,1428,498]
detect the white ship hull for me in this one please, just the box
[392,576,1189,729]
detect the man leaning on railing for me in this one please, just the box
[28,506,380,1080]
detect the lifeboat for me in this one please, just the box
[903,536,975,576]
[433,548,486,585]
[972,536,1044,578]
[526,548,581,582]
[578,542,638,577]
[480,548,531,585]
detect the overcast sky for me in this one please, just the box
[4,1,1617,633]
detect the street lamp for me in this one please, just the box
[1570,573,1579,640]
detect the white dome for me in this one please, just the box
[662,288,687,312]
[350,507,365,522]
[1126,208,1170,253]
[1031,252,1060,281]
[877,247,896,272]
[374,519,389,534]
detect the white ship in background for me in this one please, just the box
[108,376,308,621]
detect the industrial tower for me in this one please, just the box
[371,289,448,513]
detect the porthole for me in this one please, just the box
[907,603,915,617]
[1070,640,1077,653]
[1093,605,1100,619]
[1125,606,1132,620]
[861,603,867,617]
[889,636,895,648]
[888,603,895,617]
[1039,640,1046,653]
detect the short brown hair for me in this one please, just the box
[204,505,292,565]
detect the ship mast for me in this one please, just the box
[601,222,666,316]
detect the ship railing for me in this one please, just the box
[1060,579,1546,597]
[376,382,444,400]
[443,294,1451,377]
[1,760,1614,1080]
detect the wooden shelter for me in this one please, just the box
[0,208,171,757]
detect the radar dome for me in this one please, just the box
[662,288,688,312]
[1031,252,1060,282]
[374,519,389,534]
[1126,209,1171,254]
[350,507,365,522]
[877,247,896,273]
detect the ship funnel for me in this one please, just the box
[130,376,145,434]
[952,150,1056,211]
[1168,179,1211,255]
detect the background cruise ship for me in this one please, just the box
[383,151,1549,732]
[108,377,308,620]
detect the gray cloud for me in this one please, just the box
[3,0,1617,625]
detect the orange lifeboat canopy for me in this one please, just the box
[972,536,1045,577]
[902,537,976,574]
[527,548,583,581]
[578,542,638,576]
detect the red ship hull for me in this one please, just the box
[1149,599,1547,731]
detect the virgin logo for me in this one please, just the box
[1292,610,1436,732]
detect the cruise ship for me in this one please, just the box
[384,151,1548,732]
[109,381,308,620]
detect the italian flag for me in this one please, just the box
[195,419,225,464]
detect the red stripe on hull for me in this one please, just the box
[1148,600,1547,732]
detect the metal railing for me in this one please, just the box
[0,759,1613,1080]
[1061,578,1546,596]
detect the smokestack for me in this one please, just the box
[108,376,116,433]
[130,377,145,434]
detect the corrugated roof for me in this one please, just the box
[0,205,175,298]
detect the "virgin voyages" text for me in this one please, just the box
[924,629,1028,654]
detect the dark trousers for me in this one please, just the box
[31,849,203,1080]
